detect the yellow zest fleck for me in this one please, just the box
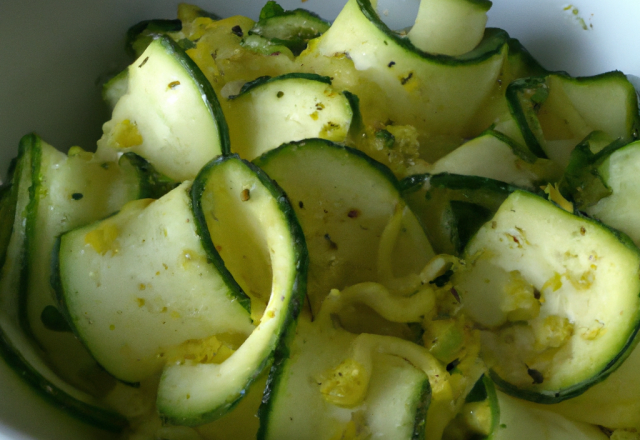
[542,183,573,213]
[532,315,574,350]
[542,272,563,292]
[109,324,115,331]
[136,298,146,307]
[502,271,540,322]
[112,119,143,149]
[84,222,120,255]
[319,358,369,408]
[138,283,146,291]
[566,269,595,290]
[168,334,235,364]
[581,320,606,340]
[171,311,181,319]
[310,111,319,121]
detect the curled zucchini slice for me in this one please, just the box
[156,155,308,426]
[0,135,127,431]
[97,35,229,181]
[454,190,640,403]
[225,73,355,160]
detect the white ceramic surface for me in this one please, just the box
[0,0,638,438]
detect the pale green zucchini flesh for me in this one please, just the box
[0,134,128,432]
[454,190,640,403]
[156,155,308,426]
[576,140,640,247]
[444,375,608,440]
[401,173,525,256]
[306,0,510,160]
[254,138,434,313]
[97,35,229,182]
[225,73,354,160]
[55,182,253,384]
[408,0,491,56]
[258,314,431,440]
[429,130,551,190]
[505,72,640,167]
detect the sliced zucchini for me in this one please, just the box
[0,183,16,272]
[254,138,434,313]
[20,137,163,396]
[55,182,254,384]
[247,1,330,56]
[179,14,295,94]
[407,0,491,56]
[225,73,354,160]
[558,132,627,211]
[97,35,229,182]
[490,391,608,440]
[504,71,640,167]
[259,265,483,440]
[445,375,608,440]
[543,338,640,429]
[240,35,294,59]
[564,140,640,247]
[401,173,525,255]
[195,373,268,440]
[102,69,129,111]
[0,134,127,431]
[156,155,308,426]
[126,19,183,58]
[258,303,433,440]
[307,0,510,160]
[429,129,554,189]
[454,190,640,403]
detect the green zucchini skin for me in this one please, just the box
[248,2,330,55]
[401,172,528,255]
[356,0,508,66]
[126,19,183,58]
[505,71,640,165]
[0,184,15,271]
[225,74,355,160]
[98,35,230,182]
[229,72,332,99]
[457,190,640,404]
[156,154,308,426]
[559,134,627,211]
[255,138,433,313]
[0,134,128,432]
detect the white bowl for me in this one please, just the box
[0,0,638,438]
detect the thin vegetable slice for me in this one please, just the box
[156,155,308,426]
[255,138,434,313]
[97,35,229,181]
[0,134,127,431]
[225,73,354,160]
[454,190,640,403]
[55,182,253,384]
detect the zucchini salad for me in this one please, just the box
[2,0,640,439]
